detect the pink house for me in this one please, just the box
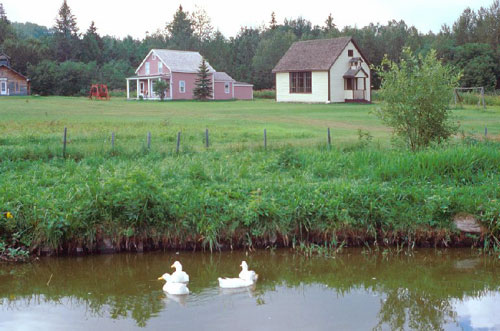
[126,49,253,100]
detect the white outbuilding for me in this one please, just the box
[272,37,371,103]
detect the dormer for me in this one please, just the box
[0,53,10,67]
[349,57,363,70]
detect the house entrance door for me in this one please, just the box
[0,80,7,95]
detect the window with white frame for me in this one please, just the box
[158,62,163,74]
[145,62,150,75]
[152,54,156,60]
[179,80,186,93]
[224,82,230,94]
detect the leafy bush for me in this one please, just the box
[376,48,461,150]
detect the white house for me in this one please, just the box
[272,37,371,103]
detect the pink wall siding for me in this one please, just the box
[172,72,214,100]
[214,81,233,100]
[234,85,253,100]
[137,52,171,76]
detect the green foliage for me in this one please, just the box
[252,30,296,89]
[152,79,169,101]
[193,58,213,100]
[452,43,499,90]
[53,0,79,62]
[376,48,461,150]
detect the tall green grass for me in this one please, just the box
[1,143,499,254]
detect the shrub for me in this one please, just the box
[376,48,461,151]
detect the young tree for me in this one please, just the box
[193,58,213,100]
[191,6,213,43]
[270,12,277,30]
[376,48,461,151]
[53,0,80,61]
[324,13,336,32]
[152,79,169,101]
[167,5,194,50]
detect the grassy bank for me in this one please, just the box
[1,143,500,255]
[1,97,500,256]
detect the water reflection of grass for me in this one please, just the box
[0,250,499,328]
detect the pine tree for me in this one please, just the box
[270,12,277,30]
[53,0,79,61]
[81,21,103,63]
[193,58,213,100]
[0,3,13,44]
[167,5,194,50]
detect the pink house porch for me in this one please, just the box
[126,49,253,100]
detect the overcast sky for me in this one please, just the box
[2,0,494,39]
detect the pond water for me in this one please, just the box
[1,249,499,331]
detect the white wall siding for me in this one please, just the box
[329,41,371,102]
[276,71,329,103]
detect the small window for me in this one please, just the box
[145,62,150,75]
[158,62,163,74]
[179,80,186,93]
[348,50,354,57]
[224,82,230,94]
[152,54,156,60]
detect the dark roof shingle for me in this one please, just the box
[272,37,352,73]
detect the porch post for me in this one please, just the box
[148,78,151,99]
[170,76,173,100]
[136,79,140,100]
[126,79,130,100]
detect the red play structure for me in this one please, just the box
[89,84,110,100]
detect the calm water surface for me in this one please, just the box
[0,249,499,331]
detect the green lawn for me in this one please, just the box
[1,96,498,158]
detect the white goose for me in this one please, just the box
[218,261,259,289]
[159,261,190,283]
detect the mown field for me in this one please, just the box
[1,96,499,159]
[1,96,500,256]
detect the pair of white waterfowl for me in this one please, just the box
[158,260,258,295]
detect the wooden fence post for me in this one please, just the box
[147,132,151,149]
[176,131,181,154]
[485,126,488,138]
[62,127,67,158]
[481,87,486,109]
[111,132,115,149]
[327,127,331,149]
[205,128,209,148]
[264,128,267,150]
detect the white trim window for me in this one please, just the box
[145,62,150,75]
[179,80,186,93]
[152,54,157,60]
[224,82,230,94]
[158,62,163,74]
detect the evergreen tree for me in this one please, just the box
[167,5,194,50]
[193,58,213,100]
[53,0,80,61]
[81,21,103,63]
[270,12,277,30]
[0,3,13,44]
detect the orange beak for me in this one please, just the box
[171,264,175,268]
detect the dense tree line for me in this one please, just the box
[1,0,500,95]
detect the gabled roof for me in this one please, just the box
[272,37,369,73]
[0,64,29,81]
[343,67,368,79]
[136,49,215,74]
[214,72,234,82]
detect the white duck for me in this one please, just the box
[218,261,259,289]
[158,278,190,295]
[159,261,190,283]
